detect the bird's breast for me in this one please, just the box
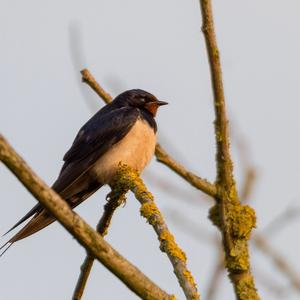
[92,118,156,184]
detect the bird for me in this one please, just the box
[0,89,167,255]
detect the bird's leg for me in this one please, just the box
[106,185,128,207]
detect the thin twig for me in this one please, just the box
[206,251,224,300]
[113,163,200,300]
[199,1,259,299]
[254,268,289,299]
[260,206,300,237]
[240,168,256,203]
[155,144,216,197]
[0,135,174,300]
[73,256,94,300]
[72,192,127,300]
[230,120,256,203]
[81,69,112,103]
[254,234,300,292]
[166,209,216,244]
[145,172,210,205]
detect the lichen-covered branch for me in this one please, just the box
[0,134,174,300]
[73,191,127,300]
[199,1,259,299]
[169,206,300,298]
[112,163,200,300]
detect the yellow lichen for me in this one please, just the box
[229,183,238,203]
[140,202,161,225]
[234,275,260,300]
[213,47,219,59]
[160,230,187,262]
[183,270,197,287]
[113,163,154,202]
[226,240,249,271]
[216,129,223,142]
[229,205,256,239]
[209,199,256,273]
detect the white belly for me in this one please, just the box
[92,118,156,184]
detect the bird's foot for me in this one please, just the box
[106,189,128,207]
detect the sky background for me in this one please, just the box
[1,1,300,299]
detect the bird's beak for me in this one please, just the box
[144,100,168,116]
[156,100,168,106]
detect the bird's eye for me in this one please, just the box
[140,98,146,103]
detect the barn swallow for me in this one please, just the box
[1,89,167,254]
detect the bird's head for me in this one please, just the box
[114,89,168,116]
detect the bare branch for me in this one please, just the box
[206,252,224,300]
[166,209,216,244]
[73,191,127,300]
[155,144,216,197]
[199,1,259,298]
[0,134,174,300]
[254,234,300,292]
[240,168,256,203]
[112,164,200,300]
[260,206,300,237]
[145,172,210,205]
[254,268,289,299]
[73,256,94,300]
[230,120,256,203]
[81,69,112,104]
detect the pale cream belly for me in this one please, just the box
[92,118,156,184]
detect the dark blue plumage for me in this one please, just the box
[1,89,167,254]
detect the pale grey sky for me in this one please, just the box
[1,1,300,299]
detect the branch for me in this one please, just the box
[73,191,127,300]
[260,206,300,237]
[199,1,259,299]
[206,252,224,300]
[155,144,216,197]
[166,209,216,244]
[169,206,300,298]
[81,69,112,103]
[254,268,289,299]
[112,164,200,300]
[240,168,256,203]
[254,234,300,292]
[0,135,174,300]
[72,256,94,300]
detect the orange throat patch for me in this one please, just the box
[144,103,158,116]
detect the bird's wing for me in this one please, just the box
[52,106,139,193]
[2,107,139,241]
[2,203,42,237]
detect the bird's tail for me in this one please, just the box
[0,210,55,257]
[0,183,102,256]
